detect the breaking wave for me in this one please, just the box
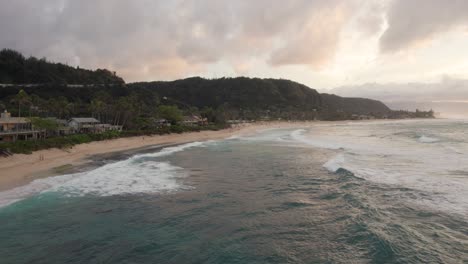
[0,141,206,208]
[323,154,345,173]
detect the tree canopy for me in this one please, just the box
[0,49,124,85]
[157,105,183,124]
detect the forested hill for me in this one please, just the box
[130,77,391,118]
[130,77,322,111]
[0,49,124,85]
[321,94,390,115]
[0,49,394,122]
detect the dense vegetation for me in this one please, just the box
[132,77,322,111]
[320,94,391,120]
[0,49,124,85]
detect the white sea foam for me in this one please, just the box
[296,120,468,217]
[131,141,205,159]
[0,141,206,208]
[323,154,345,172]
[215,123,468,216]
[226,135,240,140]
[290,129,343,150]
[237,128,300,143]
[418,135,440,143]
[51,161,188,196]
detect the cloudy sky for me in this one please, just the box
[1,0,468,102]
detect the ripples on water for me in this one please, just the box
[0,120,467,263]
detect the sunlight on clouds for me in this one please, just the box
[0,0,468,91]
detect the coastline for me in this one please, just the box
[0,118,436,192]
[0,121,312,191]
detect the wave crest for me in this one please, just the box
[0,142,206,208]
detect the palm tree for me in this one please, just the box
[0,101,5,112]
[89,99,106,121]
[10,89,30,117]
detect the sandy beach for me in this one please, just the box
[0,121,311,191]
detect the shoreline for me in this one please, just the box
[0,118,438,192]
[0,121,312,191]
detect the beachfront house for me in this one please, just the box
[68,118,122,134]
[155,119,171,128]
[68,117,100,134]
[0,110,45,142]
[94,123,123,133]
[44,118,73,136]
[181,115,208,126]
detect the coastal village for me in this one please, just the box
[0,109,208,146]
[0,110,122,143]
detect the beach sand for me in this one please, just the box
[0,121,311,191]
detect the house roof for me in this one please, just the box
[183,115,204,122]
[70,117,100,123]
[0,117,30,124]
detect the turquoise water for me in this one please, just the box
[0,120,467,263]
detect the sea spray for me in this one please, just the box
[323,154,346,173]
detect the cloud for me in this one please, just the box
[0,0,357,82]
[380,0,468,52]
[353,0,386,36]
[2,0,466,85]
[269,3,351,69]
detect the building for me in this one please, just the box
[68,118,122,134]
[44,118,73,136]
[227,120,250,124]
[0,110,44,142]
[68,117,101,133]
[94,123,123,133]
[155,119,171,128]
[181,115,208,126]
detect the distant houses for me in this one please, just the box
[68,117,122,134]
[181,115,208,126]
[45,118,73,136]
[68,117,100,134]
[0,107,212,143]
[0,110,122,142]
[94,123,123,133]
[154,119,171,128]
[350,114,376,120]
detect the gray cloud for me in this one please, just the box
[380,0,468,52]
[269,3,351,68]
[0,0,356,81]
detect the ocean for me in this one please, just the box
[0,119,467,263]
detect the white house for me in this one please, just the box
[68,117,100,133]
